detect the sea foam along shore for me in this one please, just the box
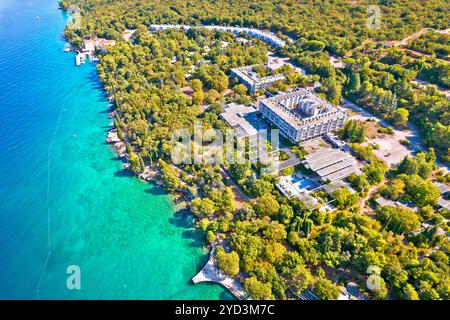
[104,109,246,300]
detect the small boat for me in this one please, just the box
[75,53,85,66]
[64,47,71,52]
[75,54,81,66]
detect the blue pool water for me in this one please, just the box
[291,175,317,190]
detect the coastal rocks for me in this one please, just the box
[174,200,188,211]
[105,128,127,159]
[108,110,117,119]
[114,142,127,158]
[138,165,159,181]
[105,129,121,143]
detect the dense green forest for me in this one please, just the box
[60,0,450,161]
[408,31,450,59]
[341,47,450,161]
[59,0,450,300]
[60,0,449,55]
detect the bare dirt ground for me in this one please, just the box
[348,28,450,57]
[340,99,419,167]
[267,51,306,75]
[340,98,449,172]
[386,28,431,47]
[359,120,384,140]
[219,166,250,209]
[360,182,384,215]
[412,79,450,99]
[400,47,449,63]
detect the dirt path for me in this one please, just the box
[400,47,449,64]
[219,166,250,209]
[347,39,374,57]
[386,28,431,47]
[349,27,450,56]
[359,182,384,215]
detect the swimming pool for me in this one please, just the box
[291,175,317,190]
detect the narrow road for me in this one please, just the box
[360,182,384,215]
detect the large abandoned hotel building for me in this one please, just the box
[259,89,348,143]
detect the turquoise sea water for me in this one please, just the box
[0,0,230,299]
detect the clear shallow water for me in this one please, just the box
[0,0,230,299]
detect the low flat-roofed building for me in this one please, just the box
[259,88,348,143]
[303,148,360,183]
[324,133,347,149]
[435,182,450,194]
[231,65,286,93]
[374,197,398,207]
[295,290,320,301]
[374,197,418,211]
[420,223,446,236]
[437,198,450,211]
[435,182,450,211]
[322,180,352,195]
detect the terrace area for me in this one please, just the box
[302,148,361,183]
[276,172,319,208]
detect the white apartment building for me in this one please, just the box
[259,89,348,143]
[149,25,286,47]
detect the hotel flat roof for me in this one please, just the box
[220,103,261,138]
[260,89,347,129]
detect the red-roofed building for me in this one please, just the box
[82,38,116,53]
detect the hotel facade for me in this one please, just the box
[259,89,348,143]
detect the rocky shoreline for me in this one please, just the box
[104,111,190,202]
[103,112,246,300]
